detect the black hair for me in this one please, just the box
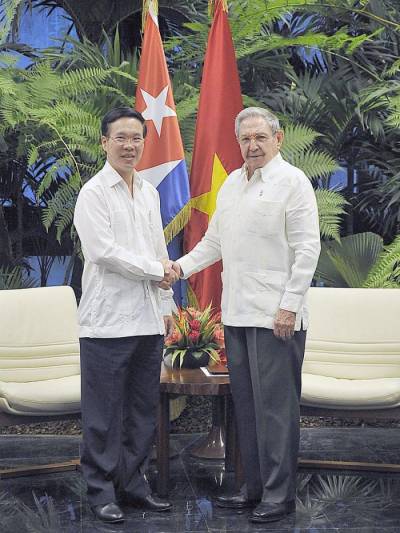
[101,107,147,138]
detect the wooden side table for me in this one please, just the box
[156,363,241,497]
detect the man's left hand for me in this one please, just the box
[273,309,296,340]
[164,315,175,337]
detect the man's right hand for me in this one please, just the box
[158,259,179,290]
[171,261,182,278]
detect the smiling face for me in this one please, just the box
[237,116,284,178]
[101,117,145,182]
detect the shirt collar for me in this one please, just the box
[102,161,143,189]
[241,152,283,182]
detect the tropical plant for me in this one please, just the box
[314,232,400,288]
[2,0,400,288]
[0,265,37,289]
[0,33,139,282]
[364,235,400,288]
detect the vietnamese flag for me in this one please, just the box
[184,0,243,311]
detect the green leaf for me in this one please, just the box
[315,232,384,287]
[315,189,347,242]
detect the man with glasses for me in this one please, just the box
[74,107,177,523]
[173,107,321,523]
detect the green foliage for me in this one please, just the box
[315,189,348,242]
[364,235,400,288]
[287,150,339,181]
[2,0,400,275]
[0,30,141,242]
[0,0,23,44]
[0,266,37,289]
[314,232,400,288]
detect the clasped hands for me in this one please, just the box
[158,259,182,290]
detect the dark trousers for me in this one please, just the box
[224,326,306,503]
[79,335,164,506]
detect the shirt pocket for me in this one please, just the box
[244,200,284,237]
[97,271,145,324]
[241,269,287,316]
[110,210,129,246]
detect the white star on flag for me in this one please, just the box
[140,86,176,136]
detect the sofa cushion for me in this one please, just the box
[0,375,80,415]
[0,286,80,383]
[301,373,400,409]
[305,288,400,381]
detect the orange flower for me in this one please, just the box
[165,329,183,346]
[213,327,225,348]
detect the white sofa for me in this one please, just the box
[0,286,80,418]
[300,287,400,472]
[302,287,400,412]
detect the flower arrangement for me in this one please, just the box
[164,305,225,369]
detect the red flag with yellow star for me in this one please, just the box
[184,0,243,311]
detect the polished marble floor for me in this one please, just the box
[0,428,400,532]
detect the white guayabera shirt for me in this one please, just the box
[178,153,321,331]
[74,161,174,338]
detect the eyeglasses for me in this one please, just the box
[238,133,275,146]
[109,136,144,146]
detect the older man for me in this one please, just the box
[74,107,177,523]
[173,107,320,523]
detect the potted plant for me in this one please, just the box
[164,305,225,369]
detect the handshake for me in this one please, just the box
[158,259,182,290]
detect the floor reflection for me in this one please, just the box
[0,428,399,532]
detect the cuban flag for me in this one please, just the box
[135,0,190,304]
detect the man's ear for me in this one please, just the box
[101,136,107,152]
[276,130,284,148]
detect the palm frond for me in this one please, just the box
[0,0,23,44]
[315,232,384,287]
[287,151,339,180]
[315,189,348,242]
[363,235,400,288]
[280,124,320,159]
[0,266,36,289]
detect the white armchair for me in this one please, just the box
[0,285,81,477]
[300,287,400,472]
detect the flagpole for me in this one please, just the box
[209,0,228,16]
[142,0,159,29]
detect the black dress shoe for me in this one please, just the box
[249,500,296,523]
[128,493,172,512]
[215,493,260,509]
[91,502,124,523]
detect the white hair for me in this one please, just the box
[235,107,280,137]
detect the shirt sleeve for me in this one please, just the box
[279,175,321,313]
[177,207,222,279]
[74,187,164,282]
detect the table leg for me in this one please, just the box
[156,392,170,497]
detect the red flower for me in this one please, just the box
[189,319,201,331]
[188,330,200,343]
[218,348,227,366]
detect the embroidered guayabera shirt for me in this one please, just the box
[74,161,174,338]
[178,153,321,331]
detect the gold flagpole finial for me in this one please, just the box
[208,0,228,16]
[142,0,159,31]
